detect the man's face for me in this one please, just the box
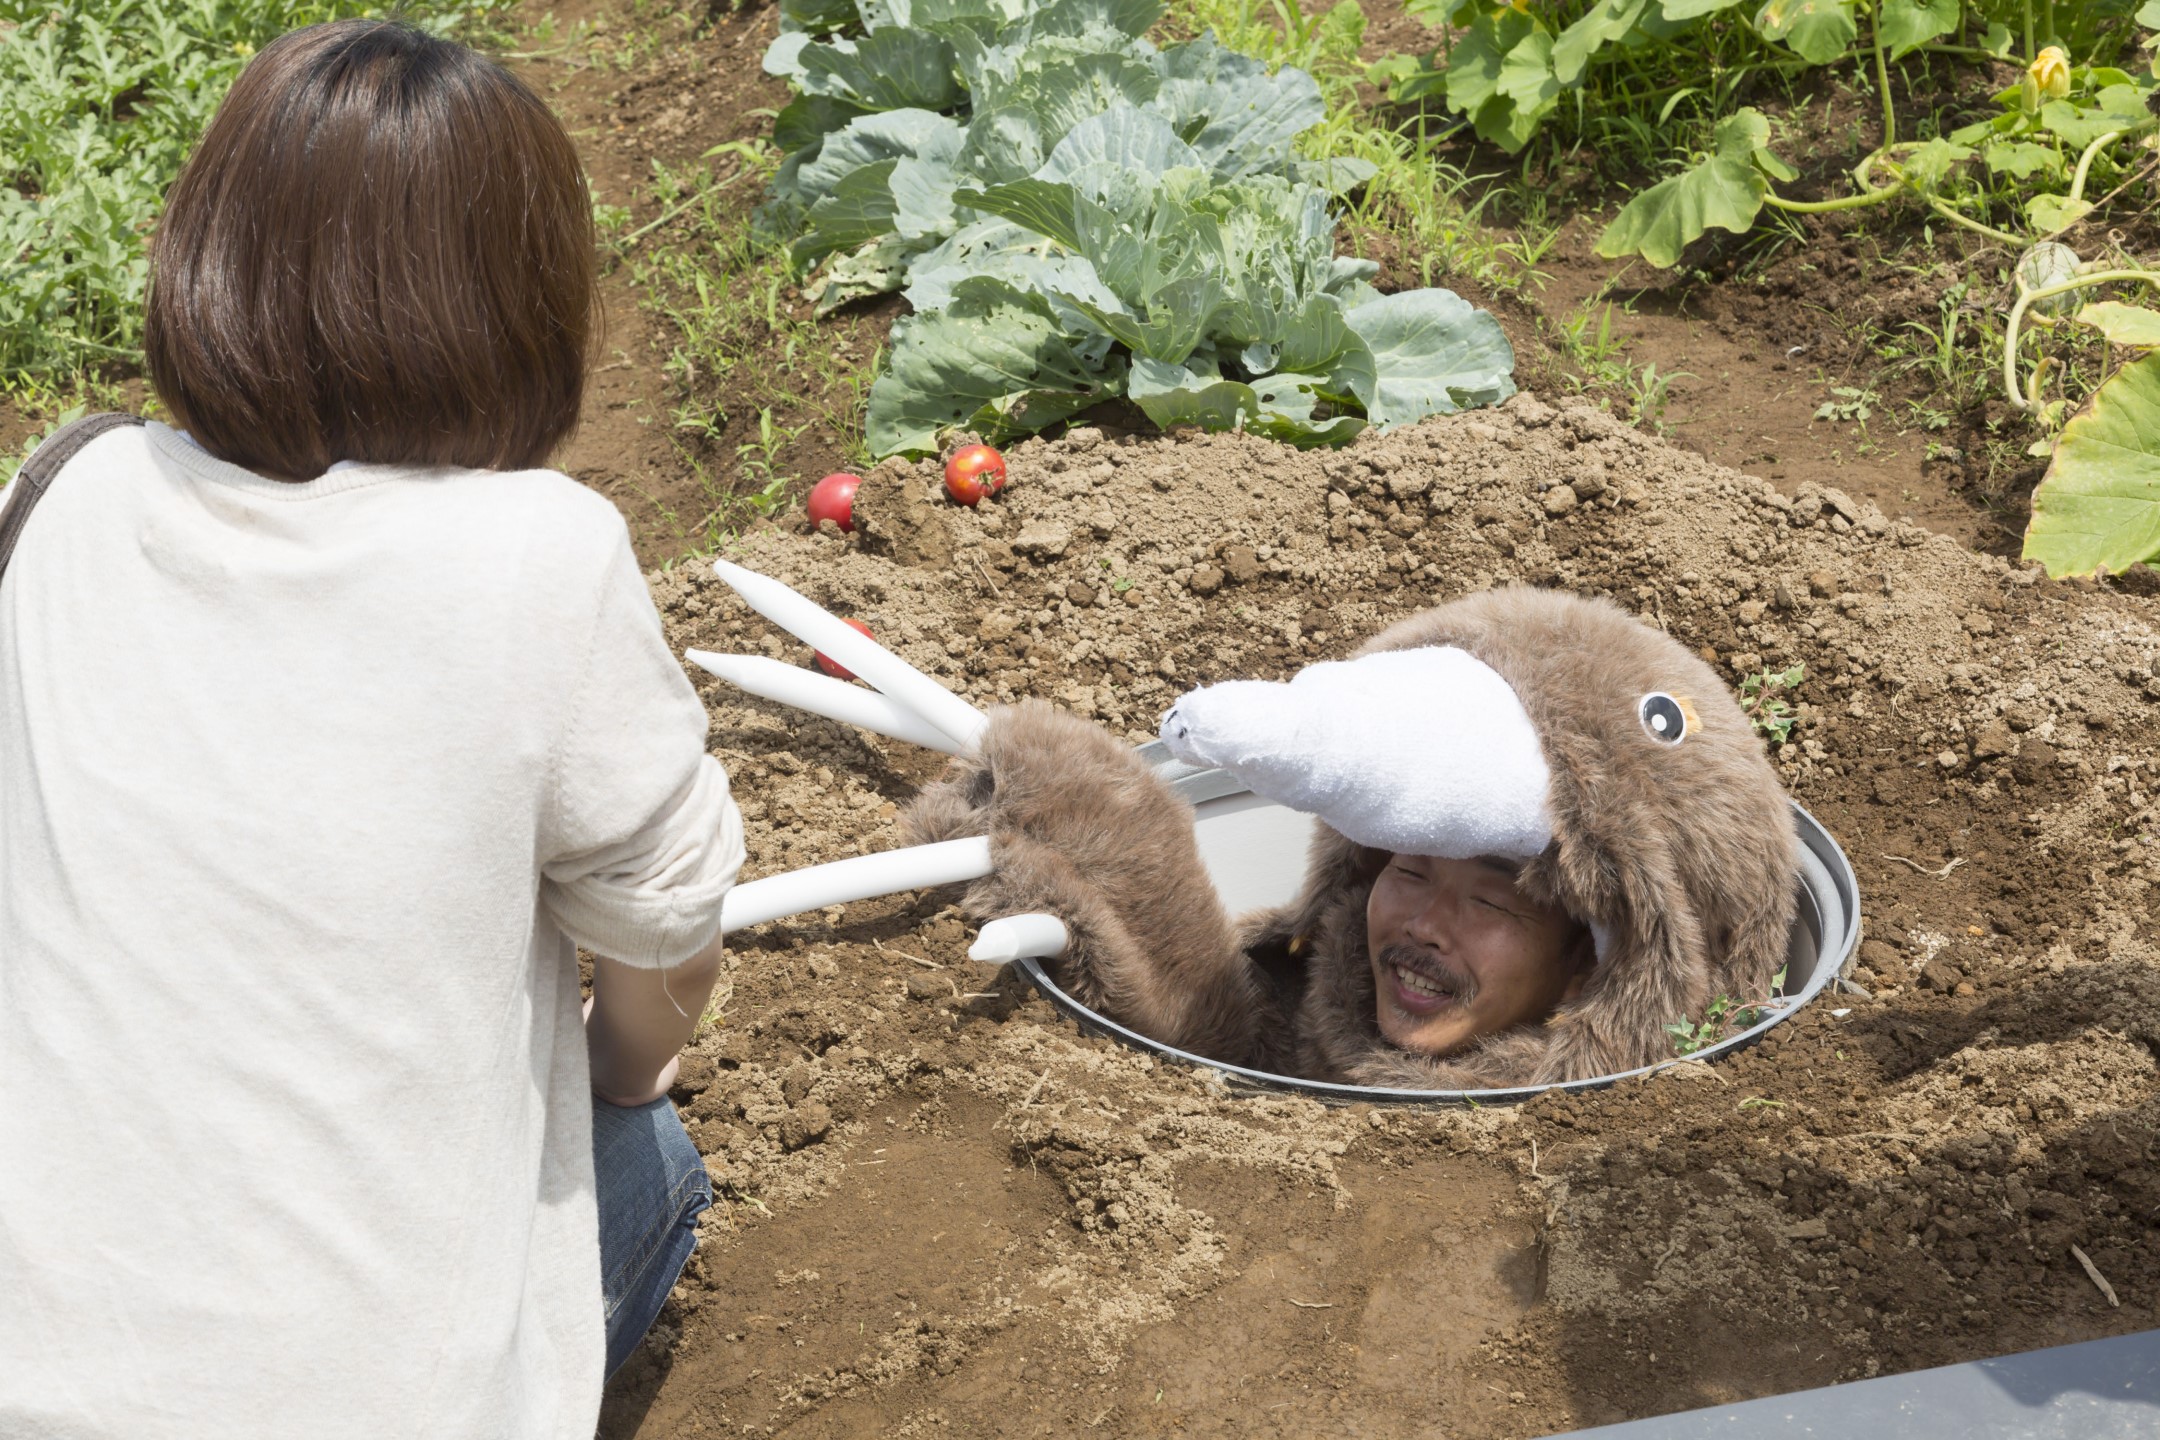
[1364,853,1591,1057]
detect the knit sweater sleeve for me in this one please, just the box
[538,525,743,967]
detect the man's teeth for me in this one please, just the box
[1394,964,1450,999]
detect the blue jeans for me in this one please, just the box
[594,1094,711,1378]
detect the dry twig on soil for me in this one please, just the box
[874,938,943,968]
[1882,854,1966,878]
[2071,1244,2121,1307]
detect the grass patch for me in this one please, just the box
[610,149,884,555]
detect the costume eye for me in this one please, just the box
[1639,693,1689,745]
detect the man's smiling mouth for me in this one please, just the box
[1379,945,1475,1017]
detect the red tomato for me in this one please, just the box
[806,472,862,532]
[814,618,875,681]
[943,444,1007,506]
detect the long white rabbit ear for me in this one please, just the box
[687,651,966,755]
[712,560,988,751]
[1160,646,1554,861]
[719,838,993,935]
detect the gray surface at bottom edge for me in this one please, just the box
[1540,1328,2160,1438]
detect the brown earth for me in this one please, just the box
[611,394,2160,1438]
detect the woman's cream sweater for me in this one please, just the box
[0,421,743,1438]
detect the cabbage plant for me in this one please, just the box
[757,0,1516,457]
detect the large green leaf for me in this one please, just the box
[1877,0,1957,59]
[1277,292,1378,403]
[1552,0,1651,86]
[903,220,1125,324]
[870,0,1029,30]
[1156,34,1326,178]
[2076,302,2160,347]
[1984,140,2066,181]
[967,52,1161,140]
[1039,105,1205,180]
[1128,356,1260,430]
[957,104,1057,185]
[868,277,1125,456]
[1249,373,1366,447]
[809,233,925,315]
[782,0,863,33]
[1029,0,1164,41]
[1491,30,1562,150]
[793,110,962,207]
[1127,360,1363,445]
[801,29,965,110]
[2038,88,2157,151]
[765,31,815,81]
[773,95,877,154]
[1059,273,1226,360]
[1594,108,1776,266]
[1659,0,1748,18]
[890,147,964,239]
[1343,289,1517,427]
[1065,170,1204,303]
[794,160,902,264]
[953,178,1086,249]
[1292,156,1379,195]
[2027,193,2095,235]
[1754,0,1857,64]
[2022,354,2160,577]
[1443,8,1558,152]
[1897,136,1973,191]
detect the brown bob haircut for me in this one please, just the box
[146,20,596,481]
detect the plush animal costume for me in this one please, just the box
[905,587,1800,1088]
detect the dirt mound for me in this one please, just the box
[612,398,2160,1438]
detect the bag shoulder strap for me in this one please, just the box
[0,413,146,586]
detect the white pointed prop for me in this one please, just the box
[969,913,1070,965]
[686,650,964,755]
[718,837,993,935]
[712,559,988,751]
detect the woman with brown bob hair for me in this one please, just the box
[0,21,743,1436]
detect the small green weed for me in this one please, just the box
[1740,662,1806,744]
[1665,995,1755,1056]
[1622,361,1692,434]
[1551,302,1692,433]
[1814,385,1881,428]
[1666,966,1789,1057]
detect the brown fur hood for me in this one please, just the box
[1247,587,1800,1089]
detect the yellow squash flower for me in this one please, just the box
[2023,45,2071,110]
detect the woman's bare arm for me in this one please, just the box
[585,935,725,1107]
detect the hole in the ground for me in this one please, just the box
[1012,763,1860,1105]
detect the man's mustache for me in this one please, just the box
[1377,943,1478,1003]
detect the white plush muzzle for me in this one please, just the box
[1158,646,1553,861]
